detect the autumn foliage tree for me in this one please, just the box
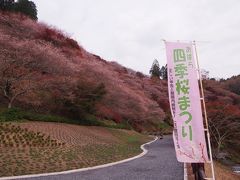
[74,79,107,114]
[0,58,39,108]
[0,25,70,109]
[58,77,107,120]
[222,75,240,95]
[0,35,41,108]
[207,101,240,159]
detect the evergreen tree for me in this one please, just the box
[0,0,38,20]
[0,0,15,11]
[149,59,160,79]
[14,0,37,20]
[160,64,168,80]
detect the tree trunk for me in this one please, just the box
[8,102,12,109]
[216,141,222,158]
[8,99,13,109]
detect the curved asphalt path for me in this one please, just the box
[17,135,183,180]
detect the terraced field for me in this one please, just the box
[0,122,152,177]
[19,122,120,146]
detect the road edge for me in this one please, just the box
[0,136,158,180]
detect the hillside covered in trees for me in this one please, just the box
[0,12,239,163]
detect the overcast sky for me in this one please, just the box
[33,0,240,78]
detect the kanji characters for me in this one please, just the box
[174,49,186,62]
[176,79,189,95]
[175,64,188,78]
[173,47,194,141]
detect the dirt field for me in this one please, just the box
[0,122,152,177]
[187,162,240,180]
[20,122,121,146]
[205,162,240,180]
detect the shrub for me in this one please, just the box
[0,108,24,121]
[0,108,75,123]
[76,114,102,126]
[22,111,73,123]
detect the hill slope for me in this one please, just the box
[0,12,239,162]
[0,12,167,131]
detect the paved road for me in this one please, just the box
[18,136,183,180]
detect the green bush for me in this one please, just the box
[22,112,71,123]
[0,108,72,123]
[0,108,104,126]
[158,122,170,130]
[0,108,24,122]
[78,114,103,126]
[0,108,132,129]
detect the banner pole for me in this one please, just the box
[193,41,215,180]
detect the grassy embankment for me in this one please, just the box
[0,120,152,177]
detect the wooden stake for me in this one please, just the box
[193,40,216,180]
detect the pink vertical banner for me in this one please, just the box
[165,41,209,163]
